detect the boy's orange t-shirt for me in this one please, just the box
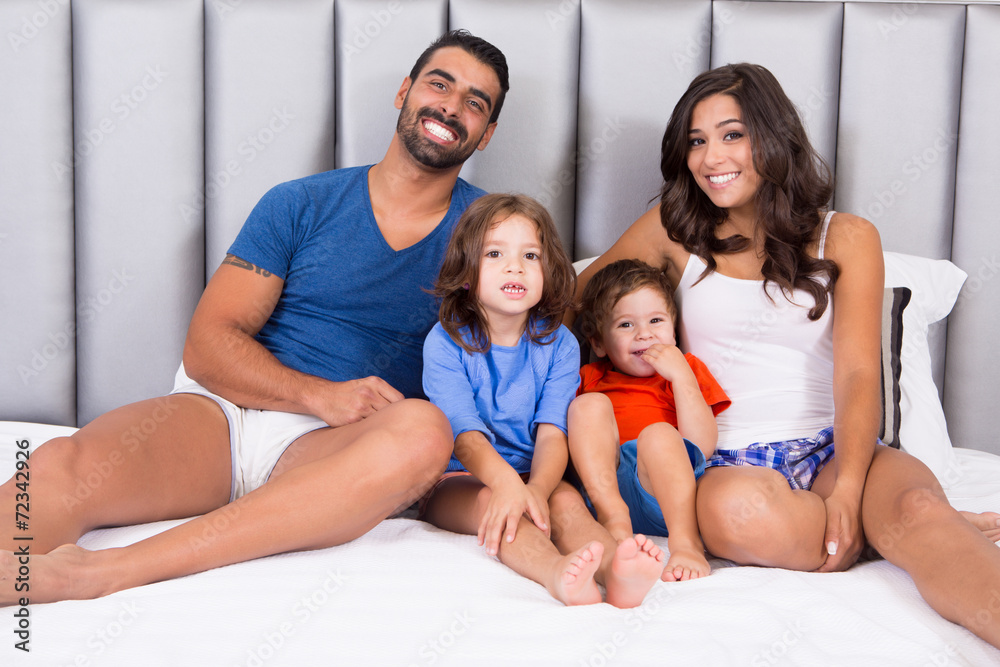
[577,355,731,444]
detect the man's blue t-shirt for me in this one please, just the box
[228,165,486,399]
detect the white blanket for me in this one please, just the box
[2,422,999,666]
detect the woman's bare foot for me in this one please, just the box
[605,534,664,608]
[0,544,113,606]
[661,541,711,582]
[961,511,1000,542]
[549,541,604,606]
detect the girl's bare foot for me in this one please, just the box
[961,510,1000,542]
[605,534,664,608]
[0,544,114,606]
[661,540,711,582]
[596,508,634,545]
[549,541,604,606]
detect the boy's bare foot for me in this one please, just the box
[0,544,112,606]
[605,534,664,609]
[549,541,604,606]
[660,542,710,582]
[961,510,1000,542]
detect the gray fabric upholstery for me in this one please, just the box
[1,0,997,456]
[0,0,75,425]
[945,4,1000,453]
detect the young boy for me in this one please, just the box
[568,259,730,581]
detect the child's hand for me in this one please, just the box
[478,478,548,556]
[640,344,691,382]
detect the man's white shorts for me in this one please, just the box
[170,364,328,501]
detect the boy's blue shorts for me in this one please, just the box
[615,437,706,537]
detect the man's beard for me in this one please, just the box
[396,99,478,170]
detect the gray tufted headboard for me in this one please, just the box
[2,0,998,456]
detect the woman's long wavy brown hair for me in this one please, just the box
[434,193,576,354]
[658,63,838,319]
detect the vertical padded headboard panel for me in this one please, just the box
[205,0,336,277]
[451,0,580,252]
[0,0,75,424]
[710,0,843,173]
[835,3,965,395]
[73,0,204,423]
[335,0,447,169]
[575,0,711,260]
[835,2,965,259]
[944,5,1000,451]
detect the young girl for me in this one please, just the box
[569,63,1000,646]
[421,193,665,607]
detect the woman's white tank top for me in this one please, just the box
[674,211,836,448]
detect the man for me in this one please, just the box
[0,30,508,604]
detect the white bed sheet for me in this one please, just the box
[1,421,999,667]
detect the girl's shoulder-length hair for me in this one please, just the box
[433,193,576,354]
[658,62,839,320]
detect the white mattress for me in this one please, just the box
[2,421,999,666]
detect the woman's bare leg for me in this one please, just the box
[696,466,828,570]
[859,447,1000,648]
[0,399,452,605]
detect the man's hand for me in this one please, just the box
[304,376,405,428]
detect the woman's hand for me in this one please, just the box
[478,477,549,556]
[816,490,864,572]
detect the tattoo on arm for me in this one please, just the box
[223,254,273,278]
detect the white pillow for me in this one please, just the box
[883,251,967,485]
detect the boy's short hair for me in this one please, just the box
[576,259,677,344]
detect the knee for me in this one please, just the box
[18,436,84,485]
[568,393,614,427]
[549,481,586,516]
[635,423,681,454]
[388,400,453,470]
[869,485,950,555]
[892,486,948,523]
[697,476,817,563]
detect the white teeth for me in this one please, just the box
[709,172,738,184]
[502,285,525,293]
[424,121,456,142]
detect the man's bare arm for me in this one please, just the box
[182,254,403,426]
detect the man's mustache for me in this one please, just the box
[418,108,469,142]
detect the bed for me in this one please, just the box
[3,0,1000,664]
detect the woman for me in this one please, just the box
[571,63,1000,647]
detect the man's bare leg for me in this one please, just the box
[0,394,232,554]
[548,482,664,608]
[0,398,452,605]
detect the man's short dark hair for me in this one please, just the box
[409,29,509,124]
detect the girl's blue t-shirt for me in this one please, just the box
[228,165,486,399]
[422,323,582,474]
